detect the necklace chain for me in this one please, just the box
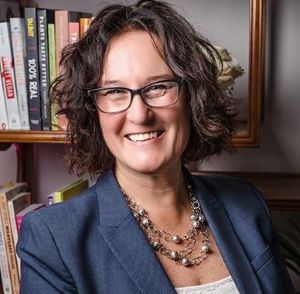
[121,180,210,267]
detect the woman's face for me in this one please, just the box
[98,30,190,175]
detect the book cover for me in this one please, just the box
[7,192,31,277]
[53,179,88,203]
[37,9,51,130]
[24,7,42,130]
[0,76,9,130]
[9,17,30,130]
[0,22,21,130]
[0,182,27,294]
[16,203,45,234]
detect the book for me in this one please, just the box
[0,77,9,130]
[0,182,27,294]
[7,192,31,276]
[10,17,30,130]
[37,9,51,130]
[54,10,68,75]
[47,10,57,131]
[68,11,80,44]
[53,179,88,203]
[0,22,21,130]
[79,16,92,37]
[16,203,45,234]
[24,7,42,130]
[0,213,12,294]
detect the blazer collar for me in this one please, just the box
[97,170,176,294]
[188,173,262,293]
[97,170,262,294]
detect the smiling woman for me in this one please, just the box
[16,0,295,293]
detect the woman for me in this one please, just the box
[17,1,295,293]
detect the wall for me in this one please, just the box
[0,0,300,200]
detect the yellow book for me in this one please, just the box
[53,179,88,203]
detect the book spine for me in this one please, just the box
[55,10,69,75]
[0,76,9,130]
[0,197,19,293]
[10,18,30,130]
[79,17,91,37]
[0,22,21,130]
[48,22,57,130]
[37,9,51,130]
[7,202,19,278]
[68,22,79,44]
[24,7,42,130]
[0,215,12,294]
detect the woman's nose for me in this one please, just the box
[126,93,154,124]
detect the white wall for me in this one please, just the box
[0,0,299,201]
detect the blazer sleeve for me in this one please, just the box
[16,211,77,294]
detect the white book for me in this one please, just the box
[0,22,21,129]
[0,77,9,130]
[10,18,30,130]
[0,210,12,294]
[7,191,31,277]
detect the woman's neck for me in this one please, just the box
[114,164,191,227]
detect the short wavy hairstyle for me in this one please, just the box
[51,0,236,177]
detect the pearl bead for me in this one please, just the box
[202,244,209,253]
[181,257,190,266]
[171,235,181,244]
[170,251,179,260]
[191,214,198,221]
[198,214,205,223]
[141,217,150,227]
[192,221,200,229]
[152,241,161,250]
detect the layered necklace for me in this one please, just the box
[121,179,210,267]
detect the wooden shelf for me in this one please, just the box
[191,171,300,210]
[0,131,66,143]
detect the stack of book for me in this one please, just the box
[0,181,45,294]
[0,2,93,131]
[0,178,89,293]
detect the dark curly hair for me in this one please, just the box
[51,0,236,177]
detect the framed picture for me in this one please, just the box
[176,0,265,147]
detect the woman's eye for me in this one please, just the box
[104,89,126,96]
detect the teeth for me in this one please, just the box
[128,131,159,142]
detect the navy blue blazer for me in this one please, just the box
[17,170,295,293]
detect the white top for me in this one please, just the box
[175,276,239,294]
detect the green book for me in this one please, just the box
[53,179,88,203]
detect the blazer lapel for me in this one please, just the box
[190,174,263,294]
[97,171,176,294]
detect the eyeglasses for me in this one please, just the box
[87,79,183,114]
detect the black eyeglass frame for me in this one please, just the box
[86,78,184,114]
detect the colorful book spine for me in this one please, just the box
[16,203,45,233]
[37,9,51,130]
[47,10,57,131]
[79,17,92,37]
[7,192,31,277]
[0,77,9,130]
[24,7,42,130]
[0,22,21,130]
[53,179,88,203]
[0,215,12,294]
[9,18,30,130]
[68,12,79,44]
[0,182,27,294]
[54,10,69,75]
